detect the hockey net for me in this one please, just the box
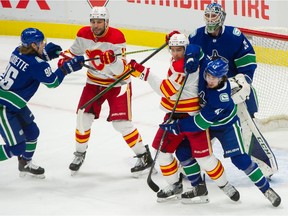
[239,28,288,131]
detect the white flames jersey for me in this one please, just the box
[147,58,200,115]
[67,26,130,87]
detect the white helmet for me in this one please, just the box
[169,34,189,48]
[90,6,110,20]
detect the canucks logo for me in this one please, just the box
[208,50,228,63]
[219,93,229,102]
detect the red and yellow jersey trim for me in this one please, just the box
[160,97,200,113]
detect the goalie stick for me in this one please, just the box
[77,42,167,134]
[237,102,278,174]
[147,73,189,193]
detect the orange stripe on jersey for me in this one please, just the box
[160,158,178,176]
[87,72,115,85]
[160,79,177,98]
[75,129,91,144]
[161,97,200,113]
[124,129,142,148]
[206,160,225,180]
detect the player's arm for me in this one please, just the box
[234,30,257,80]
[35,56,84,88]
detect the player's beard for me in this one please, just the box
[91,26,105,37]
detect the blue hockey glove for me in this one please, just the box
[159,119,181,135]
[184,44,201,74]
[42,42,62,61]
[61,56,84,74]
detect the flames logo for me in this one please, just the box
[87,0,109,8]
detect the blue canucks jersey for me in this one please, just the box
[0,47,65,110]
[189,26,257,80]
[179,73,238,132]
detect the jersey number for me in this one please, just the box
[1,64,19,90]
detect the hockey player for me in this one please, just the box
[165,2,277,178]
[58,6,153,176]
[129,34,239,203]
[160,58,281,207]
[0,28,84,178]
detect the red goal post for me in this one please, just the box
[239,28,288,130]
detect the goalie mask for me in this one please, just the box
[204,2,226,33]
[168,34,189,49]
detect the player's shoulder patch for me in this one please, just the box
[219,93,229,102]
[232,27,242,37]
[189,29,197,38]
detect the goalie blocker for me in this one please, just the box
[229,74,278,177]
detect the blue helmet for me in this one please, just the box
[21,28,44,47]
[205,58,228,78]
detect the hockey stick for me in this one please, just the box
[147,73,189,193]
[84,48,157,62]
[77,42,167,134]
[237,102,278,173]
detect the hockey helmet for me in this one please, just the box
[21,28,44,47]
[168,34,189,49]
[204,2,226,33]
[205,58,228,78]
[90,6,110,20]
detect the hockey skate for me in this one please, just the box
[18,156,45,179]
[181,178,209,204]
[264,188,281,207]
[220,182,240,201]
[131,145,154,178]
[157,178,183,203]
[69,151,86,175]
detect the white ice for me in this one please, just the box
[0,36,287,216]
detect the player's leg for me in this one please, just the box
[152,130,184,202]
[69,83,99,174]
[175,138,209,204]
[108,83,152,176]
[231,153,281,207]
[189,130,240,202]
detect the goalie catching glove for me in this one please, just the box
[229,73,251,104]
[128,59,150,81]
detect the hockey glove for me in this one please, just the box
[129,59,150,81]
[230,73,251,104]
[61,56,84,74]
[159,119,181,135]
[100,50,116,64]
[42,42,62,61]
[166,30,181,44]
[184,44,201,74]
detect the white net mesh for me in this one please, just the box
[240,28,288,128]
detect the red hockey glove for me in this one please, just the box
[129,59,150,81]
[100,50,116,64]
[57,51,72,67]
[165,30,181,44]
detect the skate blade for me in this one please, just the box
[132,167,157,178]
[181,195,210,204]
[157,194,181,203]
[70,170,79,176]
[19,171,45,179]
